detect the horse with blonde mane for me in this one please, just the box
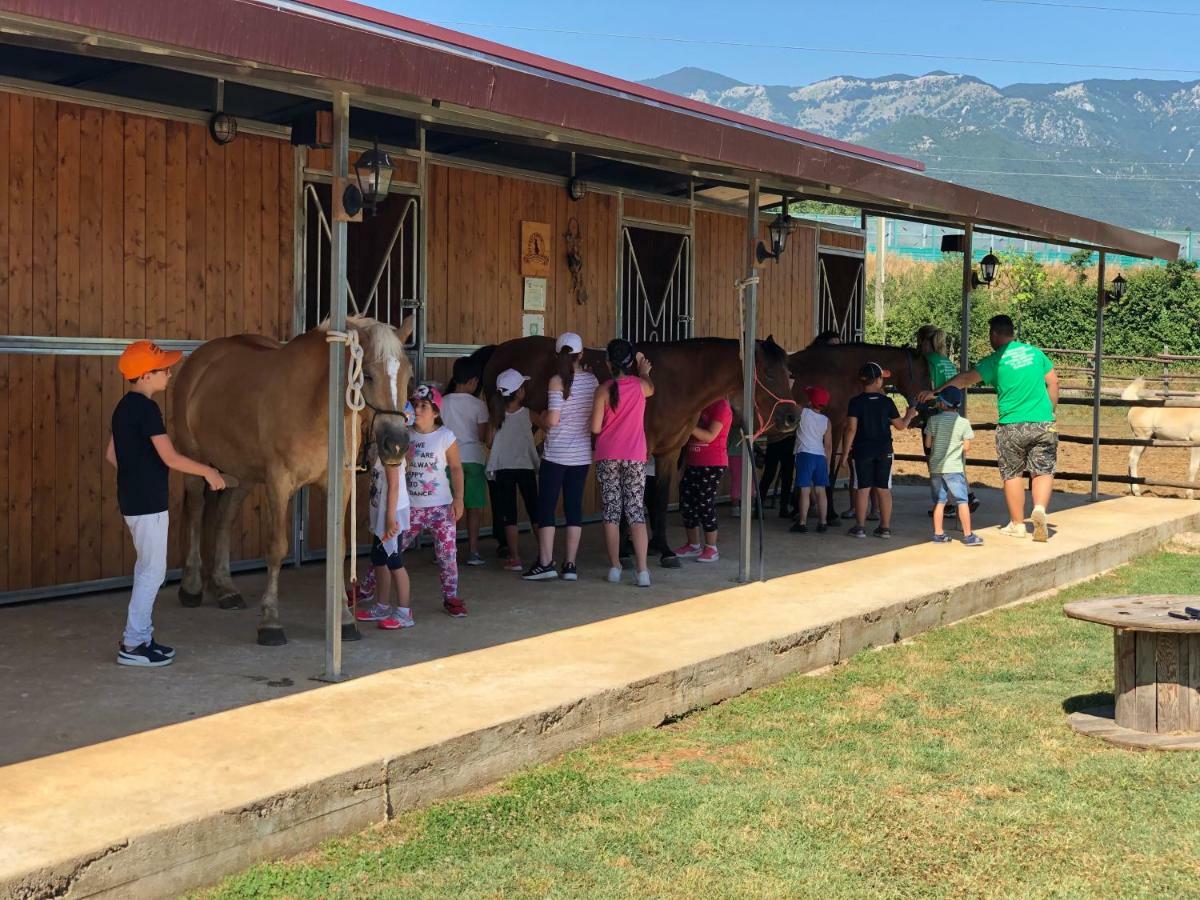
[170,316,415,646]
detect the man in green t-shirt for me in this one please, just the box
[921,315,1059,542]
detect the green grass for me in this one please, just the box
[204,552,1200,900]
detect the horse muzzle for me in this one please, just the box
[774,406,798,432]
[376,423,410,466]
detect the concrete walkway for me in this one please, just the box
[2,491,1197,898]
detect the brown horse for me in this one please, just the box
[483,335,797,565]
[787,342,931,520]
[170,316,414,646]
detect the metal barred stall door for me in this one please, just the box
[295,181,422,563]
[620,226,693,342]
[816,254,866,342]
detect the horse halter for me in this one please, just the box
[750,364,798,441]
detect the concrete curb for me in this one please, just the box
[4,498,1198,899]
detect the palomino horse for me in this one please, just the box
[483,335,798,566]
[170,316,414,646]
[788,343,932,521]
[1123,377,1200,499]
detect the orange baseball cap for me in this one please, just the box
[118,340,183,379]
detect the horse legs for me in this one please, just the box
[179,476,207,607]
[208,485,249,610]
[651,455,681,569]
[1188,446,1200,501]
[1128,444,1146,497]
[257,477,292,646]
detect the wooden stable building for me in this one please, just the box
[0,0,1175,602]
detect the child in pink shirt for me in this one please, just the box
[675,397,732,563]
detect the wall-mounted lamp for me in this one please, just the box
[342,138,395,218]
[567,177,586,201]
[970,252,1000,288]
[756,198,794,264]
[208,80,237,146]
[1105,272,1127,304]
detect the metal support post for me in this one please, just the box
[1091,251,1106,502]
[321,91,350,682]
[738,179,760,584]
[959,224,974,416]
[875,216,886,326]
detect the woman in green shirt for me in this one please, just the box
[916,325,958,389]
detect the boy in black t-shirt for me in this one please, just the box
[106,341,227,667]
[838,362,917,539]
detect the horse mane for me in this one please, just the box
[318,316,408,363]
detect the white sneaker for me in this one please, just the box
[1031,506,1049,543]
[999,522,1028,539]
[606,567,622,583]
[636,570,651,588]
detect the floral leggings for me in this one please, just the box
[402,504,459,600]
[596,459,647,525]
[680,465,725,533]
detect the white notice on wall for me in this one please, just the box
[523,277,547,311]
[522,314,545,337]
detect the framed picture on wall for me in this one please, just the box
[520,221,551,278]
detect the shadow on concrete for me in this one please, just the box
[0,485,1098,766]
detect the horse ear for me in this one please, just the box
[396,314,416,345]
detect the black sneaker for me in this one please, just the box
[790,522,808,534]
[874,526,892,539]
[117,642,173,668]
[560,562,578,582]
[968,493,981,513]
[816,523,828,534]
[522,561,559,581]
[148,639,175,659]
[847,525,867,538]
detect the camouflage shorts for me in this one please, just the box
[995,422,1058,482]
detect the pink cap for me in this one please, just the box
[410,383,443,410]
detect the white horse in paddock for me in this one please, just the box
[1123,377,1200,500]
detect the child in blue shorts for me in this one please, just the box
[923,386,982,546]
[790,386,833,534]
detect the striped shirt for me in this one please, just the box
[924,411,974,474]
[544,371,598,467]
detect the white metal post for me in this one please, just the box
[738,179,759,583]
[1091,251,1106,502]
[322,91,350,681]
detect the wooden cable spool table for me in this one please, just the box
[1063,596,1200,750]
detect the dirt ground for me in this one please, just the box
[891,397,1199,499]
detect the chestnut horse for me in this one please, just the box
[482,335,797,566]
[170,316,414,646]
[787,342,931,520]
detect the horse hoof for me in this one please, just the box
[342,623,362,642]
[218,593,246,611]
[660,554,682,569]
[179,588,203,608]
[257,628,287,647]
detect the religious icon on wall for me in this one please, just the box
[520,221,551,278]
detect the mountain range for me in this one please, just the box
[642,68,1200,231]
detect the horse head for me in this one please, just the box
[889,345,932,407]
[348,315,415,465]
[754,335,798,436]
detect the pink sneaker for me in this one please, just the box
[378,609,415,630]
[696,546,719,563]
[674,542,702,559]
[505,558,523,573]
[443,597,468,618]
[356,570,377,605]
[355,602,391,622]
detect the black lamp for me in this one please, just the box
[756,199,793,264]
[971,252,1000,288]
[1106,273,1127,303]
[343,139,395,218]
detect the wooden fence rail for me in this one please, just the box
[892,453,1200,493]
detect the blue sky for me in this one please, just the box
[373,0,1200,88]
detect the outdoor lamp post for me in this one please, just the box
[342,139,395,218]
[756,199,793,264]
[1107,273,1127,303]
[971,252,1000,288]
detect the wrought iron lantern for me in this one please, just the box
[208,112,237,146]
[1107,273,1127,302]
[343,139,395,218]
[971,252,1001,288]
[756,200,793,264]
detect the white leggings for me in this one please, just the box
[123,511,169,649]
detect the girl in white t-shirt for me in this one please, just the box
[403,385,467,618]
[790,385,833,534]
[356,427,414,629]
[487,368,541,573]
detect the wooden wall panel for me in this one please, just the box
[0,90,297,594]
[819,228,866,252]
[622,196,689,228]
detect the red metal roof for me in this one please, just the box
[292,0,925,172]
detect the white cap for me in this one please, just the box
[496,368,531,397]
[555,331,583,354]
